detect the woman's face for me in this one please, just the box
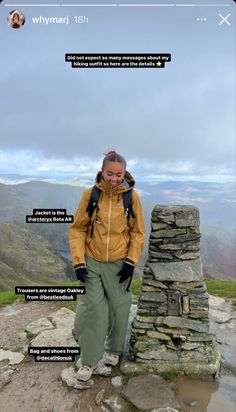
[102,161,125,188]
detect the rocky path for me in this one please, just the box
[0,297,235,412]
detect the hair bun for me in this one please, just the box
[102,150,126,169]
[103,149,117,156]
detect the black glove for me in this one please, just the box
[75,267,88,283]
[117,262,134,284]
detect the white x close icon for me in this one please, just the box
[218,13,231,26]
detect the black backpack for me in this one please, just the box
[86,185,135,238]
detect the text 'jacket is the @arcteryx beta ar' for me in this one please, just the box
[69,170,146,269]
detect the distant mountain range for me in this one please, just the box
[135,180,236,229]
[0,178,235,281]
[201,226,236,280]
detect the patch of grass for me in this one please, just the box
[0,291,26,308]
[131,278,142,296]
[206,280,236,300]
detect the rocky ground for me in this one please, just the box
[0,297,235,412]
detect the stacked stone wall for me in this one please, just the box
[129,205,221,377]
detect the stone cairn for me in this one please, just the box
[128,205,221,378]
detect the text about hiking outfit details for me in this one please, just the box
[26,209,73,223]
[28,347,80,362]
[65,53,171,69]
[15,286,85,301]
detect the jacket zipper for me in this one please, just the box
[106,189,112,261]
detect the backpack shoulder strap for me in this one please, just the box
[86,186,102,218]
[123,190,135,220]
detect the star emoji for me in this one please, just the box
[156,61,162,67]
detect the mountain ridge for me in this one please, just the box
[0,222,75,292]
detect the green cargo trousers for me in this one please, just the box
[74,255,132,367]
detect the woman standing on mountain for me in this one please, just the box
[69,150,145,381]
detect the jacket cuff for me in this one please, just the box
[74,263,86,271]
[125,258,135,266]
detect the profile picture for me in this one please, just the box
[8,10,25,29]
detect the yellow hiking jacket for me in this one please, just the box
[69,171,146,269]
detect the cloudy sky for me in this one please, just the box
[0,0,235,183]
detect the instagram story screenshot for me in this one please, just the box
[0,1,235,411]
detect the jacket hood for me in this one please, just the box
[95,170,135,193]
